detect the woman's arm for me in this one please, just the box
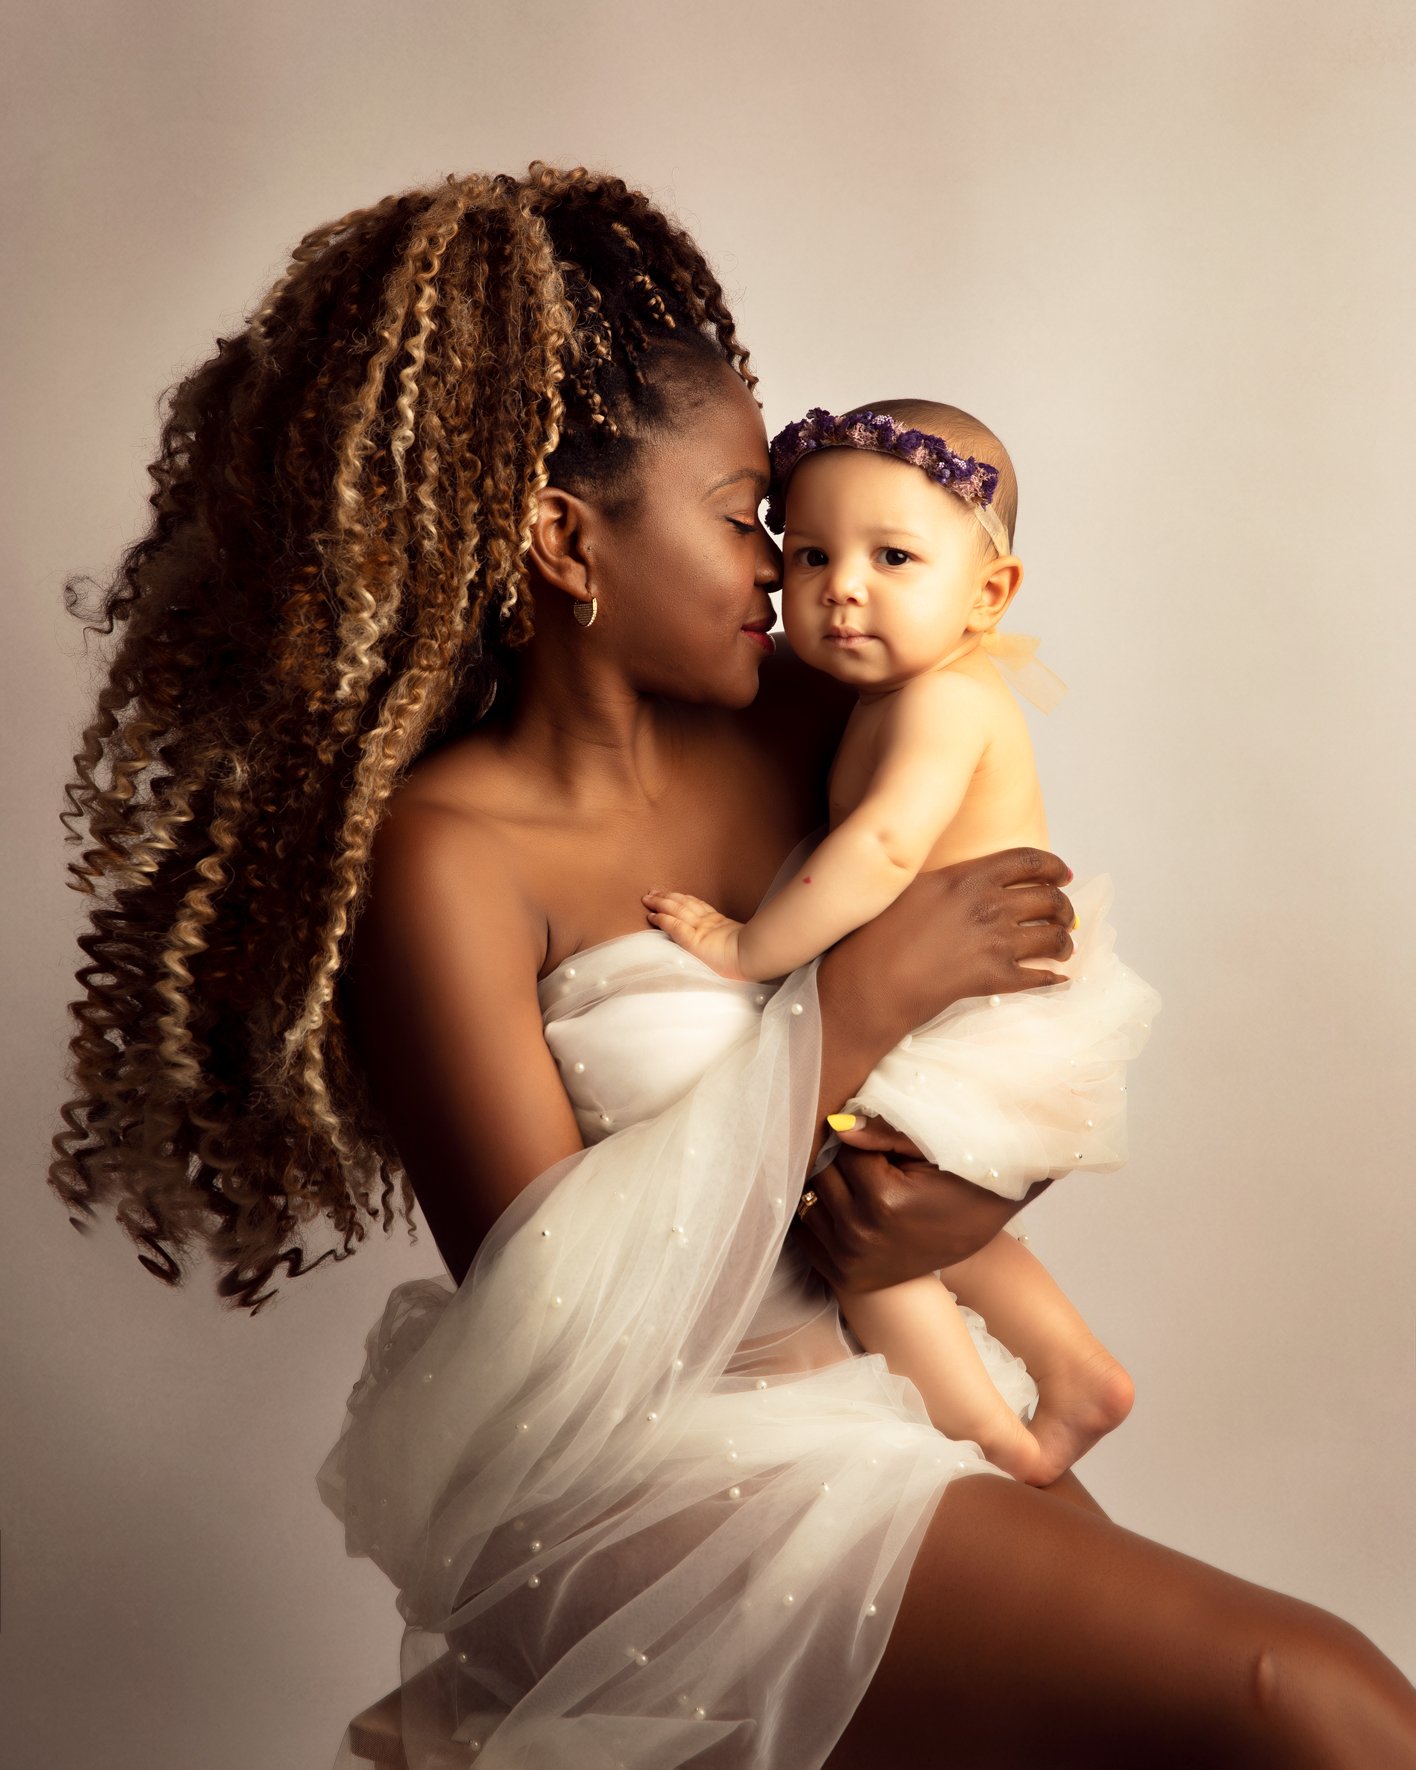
[801,845,1074,1287]
[800,1138,1052,1293]
[811,843,1075,1148]
[342,798,584,1285]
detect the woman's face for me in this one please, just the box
[590,362,781,708]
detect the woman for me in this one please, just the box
[52,165,1416,1768]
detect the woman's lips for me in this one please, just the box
[740,625,776,654]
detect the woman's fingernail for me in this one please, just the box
[826,1112,858,1132]
[1072,914,1080,930]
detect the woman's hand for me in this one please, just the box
[818,846,1076,1059]
[809,846,1075,1148]
[796,1115,1053,1291]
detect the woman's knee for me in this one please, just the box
[830,1476,1416,1770]
[1249,1604,1416,1768]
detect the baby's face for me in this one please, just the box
[779,449,995,690]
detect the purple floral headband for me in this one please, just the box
[765,406,1010,556]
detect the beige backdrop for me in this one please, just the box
[4,2,1414,1765]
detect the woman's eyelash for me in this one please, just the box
[728,519,757,534]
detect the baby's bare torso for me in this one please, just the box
[828,650,1049,868]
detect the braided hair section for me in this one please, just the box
[50,164,754,1311]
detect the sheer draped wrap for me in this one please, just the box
[317,848,1038,1768]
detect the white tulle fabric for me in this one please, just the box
[317,840,1039,1770]
[843,873,1162,1200]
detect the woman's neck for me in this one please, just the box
[492,646,689,814]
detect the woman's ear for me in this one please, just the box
[527,486,594,597]
[966,554,1024,634]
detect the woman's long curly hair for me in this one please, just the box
[51,162,758,1314]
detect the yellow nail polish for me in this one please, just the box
[826,1112,858,1132]
[1071,914,1080,930]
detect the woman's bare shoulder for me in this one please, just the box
[346,758,580,1279]
[354,771,547,1025]
[349,730,558,1045]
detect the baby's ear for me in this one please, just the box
[968,554,1024,633]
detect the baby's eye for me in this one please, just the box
[793,546,829,568]
[879,547,914,567]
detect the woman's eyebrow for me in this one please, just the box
[703,467,769,497]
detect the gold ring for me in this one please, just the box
[796,1189,819,1222]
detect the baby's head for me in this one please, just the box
[768,399,1023,688]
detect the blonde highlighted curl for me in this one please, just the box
[51,163,758,1313]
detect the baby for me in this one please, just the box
[642,401,1160,1486]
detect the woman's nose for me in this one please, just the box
[755,528,782,589]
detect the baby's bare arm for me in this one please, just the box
[729,675,995,977]
[645,675,1001,980]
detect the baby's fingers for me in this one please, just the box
[643,891,706,948]
[642,890,710,918]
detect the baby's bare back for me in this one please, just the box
[828,651,1049,869]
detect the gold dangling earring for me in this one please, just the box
[572,594,598,628]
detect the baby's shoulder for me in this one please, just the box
[891,663,1008,731]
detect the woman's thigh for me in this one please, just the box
[821,1472,1416,1770]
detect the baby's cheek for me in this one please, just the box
[781,608,816,656]
[779,579,810,625]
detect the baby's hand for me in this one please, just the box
[641,891,749,981]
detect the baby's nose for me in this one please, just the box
[824,570,866,604]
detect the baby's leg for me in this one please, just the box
[943,1231,1135,1487]
[837,1275,1047,1484]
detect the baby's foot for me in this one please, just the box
[1023,1345,1135,1487]
[967,1405,1050,1485]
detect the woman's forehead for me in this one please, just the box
[658,375,769,485]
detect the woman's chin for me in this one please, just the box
[725,660,769,707]
[663,659,766,709]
